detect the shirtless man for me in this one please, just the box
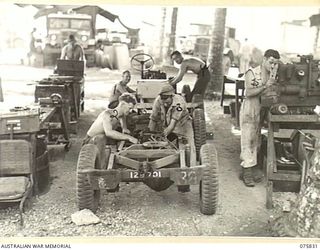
[60,34,84,61]
[108,70,135,109]
[82,93,138,167]
[168,51,210,99]
[83,93,138,144]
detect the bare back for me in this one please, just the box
[87,110,119,137]
[181,57,206,74]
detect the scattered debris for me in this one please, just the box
[71,209,101,226]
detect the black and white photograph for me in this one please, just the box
[0,2,320,242]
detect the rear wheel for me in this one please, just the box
[76,144,101,212]
[193,108,206,161]
[199,143,219,215]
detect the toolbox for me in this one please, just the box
[0,107,40,135]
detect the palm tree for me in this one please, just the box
[167,7,178,64]
[158,7,167,64]
[0,77,3,102]
[206,8,227,97]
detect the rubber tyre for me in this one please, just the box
[181,84,192,102]
[76,144,101,212]
[199,143,219,215]
[193,108,206,161]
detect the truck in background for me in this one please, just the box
[176,23,240,66]
[43,12,96,66]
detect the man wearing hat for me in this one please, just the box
[148,84,196,166]
[60,34,85,61]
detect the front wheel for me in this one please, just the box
[76,144,101,212]
[199,143,219,215]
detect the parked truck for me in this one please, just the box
[176,24,240,65]
[43,12,96,67]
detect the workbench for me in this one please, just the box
[265,112,320,208]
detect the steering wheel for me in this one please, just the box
[131,53,155,76]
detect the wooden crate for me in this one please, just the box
[56,59,84,77]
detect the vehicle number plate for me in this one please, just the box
[129,171,162,179]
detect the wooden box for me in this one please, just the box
[56,59,84,77]
[0,108,40,135]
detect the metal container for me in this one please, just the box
[35,138,50,194]
[0,108,40,135]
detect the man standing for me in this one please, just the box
[168,51,210,99]
[108,70,135,109]
[60,34,84,61]
[148,84,196,166]
[240,49,280,187]
[29,28,37,54]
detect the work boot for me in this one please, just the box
[252,166,263,183]
[239,166,263,183]
[242,168,255,187]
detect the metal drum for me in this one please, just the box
[36,138,50,194]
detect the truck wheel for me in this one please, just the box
[76,144,101,212]
[193,108,206,161]
[181,84,192,102]
[199,143,219,215]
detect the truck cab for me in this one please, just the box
[43,12,96,66]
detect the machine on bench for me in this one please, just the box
[261,54,320,208]
[34,60,85,149]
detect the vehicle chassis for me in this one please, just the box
[76,53,218,215]
[77,102,218,215]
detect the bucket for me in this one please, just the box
[36,138,50,194]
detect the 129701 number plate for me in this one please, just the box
[129,171,162,179]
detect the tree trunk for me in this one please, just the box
[206,8,227,97]
[313,9,320,56]
[158,7,167,64]
[166,7,178,65]
[0,77,3,102]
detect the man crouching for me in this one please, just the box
[148,84,196,167]
[82,93,138,167]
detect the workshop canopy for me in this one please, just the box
[16,4,139,35]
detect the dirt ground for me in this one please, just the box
[0,64,294,237]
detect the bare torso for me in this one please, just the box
[87,110,119,137]
[181,57,206,74]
